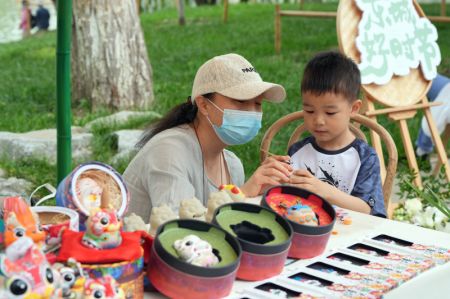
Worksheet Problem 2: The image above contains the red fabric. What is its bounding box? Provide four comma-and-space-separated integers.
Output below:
56, 230, 147, 264
140, 231, 154, 264
46, 253, 58, 264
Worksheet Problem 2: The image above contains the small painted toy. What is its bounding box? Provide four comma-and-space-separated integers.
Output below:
0, 237, 58, 298
83, 275, 125, 299
206, 190, 233, 222
76, 177, 103, 212
82, 208, 122, 249
286, 203, 318, 226
173, 234, 219, 267
179, 197, 207, 221
53, 258, 86, 298
219, 184, 246, 202
149, 205, 178, 236
44, 222, 67, 252
3, 196, 46, 248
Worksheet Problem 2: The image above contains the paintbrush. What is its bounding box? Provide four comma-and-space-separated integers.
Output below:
261, 149, 292, 165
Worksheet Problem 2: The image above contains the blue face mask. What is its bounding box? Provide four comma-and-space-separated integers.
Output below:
207, 100, 263, 145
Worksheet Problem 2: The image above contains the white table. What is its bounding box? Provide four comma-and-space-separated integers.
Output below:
144, 199, 450, 299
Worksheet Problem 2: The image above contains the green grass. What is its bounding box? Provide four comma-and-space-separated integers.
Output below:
0, 3, 449, 190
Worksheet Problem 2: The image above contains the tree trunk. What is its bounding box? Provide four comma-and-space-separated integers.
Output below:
178, 0, 186, 25
72, 0, 154, 110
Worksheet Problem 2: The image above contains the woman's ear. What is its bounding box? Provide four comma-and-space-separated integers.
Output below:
351, 99, 362, 115
195, 96, 209, 117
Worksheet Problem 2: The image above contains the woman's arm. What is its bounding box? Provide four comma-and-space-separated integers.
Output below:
240, 155, 293, 197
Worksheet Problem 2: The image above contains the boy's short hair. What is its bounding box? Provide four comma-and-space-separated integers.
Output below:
301, 51, 361, 101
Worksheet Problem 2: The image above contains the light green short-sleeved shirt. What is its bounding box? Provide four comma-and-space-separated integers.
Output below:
123, 124, 245, 222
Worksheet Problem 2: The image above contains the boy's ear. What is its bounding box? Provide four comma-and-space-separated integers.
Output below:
350, 99, 362, 115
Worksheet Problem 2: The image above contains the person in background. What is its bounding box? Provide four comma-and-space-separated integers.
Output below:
415, 74, 450, 158
19, 0, 32, 38
36, 2, 50, 32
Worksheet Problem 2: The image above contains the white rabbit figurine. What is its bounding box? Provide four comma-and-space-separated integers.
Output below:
173, 235, 219, 267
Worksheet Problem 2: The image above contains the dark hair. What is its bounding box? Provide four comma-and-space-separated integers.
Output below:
301, 51, 361, 101
137, 93, 214, 148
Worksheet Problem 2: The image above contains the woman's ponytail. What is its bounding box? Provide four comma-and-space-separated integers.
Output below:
137, 98, 198, 148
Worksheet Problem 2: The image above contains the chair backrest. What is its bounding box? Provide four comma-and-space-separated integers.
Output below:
260, 111, 398, 216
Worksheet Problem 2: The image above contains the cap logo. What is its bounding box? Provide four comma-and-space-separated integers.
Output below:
241, 67, 257, 73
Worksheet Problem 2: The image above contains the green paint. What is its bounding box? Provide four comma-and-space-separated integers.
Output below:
215, 209, 289, 245
158, 224, 237, 267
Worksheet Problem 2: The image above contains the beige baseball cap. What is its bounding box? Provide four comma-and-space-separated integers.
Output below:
191, 53, 286, 103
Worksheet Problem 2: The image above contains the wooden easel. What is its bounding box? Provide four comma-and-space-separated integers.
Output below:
337, 0, 450, 188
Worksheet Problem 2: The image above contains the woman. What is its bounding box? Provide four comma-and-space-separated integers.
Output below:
124, 53, 292, 221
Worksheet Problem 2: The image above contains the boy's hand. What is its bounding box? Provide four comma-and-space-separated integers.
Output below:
241, 156, 293, 197
290, 170, 371, 214
289, 169, 334, 199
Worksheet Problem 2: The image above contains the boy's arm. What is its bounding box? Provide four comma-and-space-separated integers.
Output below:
350, 148, 386, 217
289, 169, 371, 214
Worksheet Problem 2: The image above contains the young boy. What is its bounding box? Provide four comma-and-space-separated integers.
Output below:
288, 51, 386, 217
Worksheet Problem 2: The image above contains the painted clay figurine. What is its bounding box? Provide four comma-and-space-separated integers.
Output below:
219, 184, 246, 202
206, 190, 233, 222
83, 275, 125, 299
179, 197, 207, 221
82, 208, 122, 249
0, 237, 58, 299
173, 234, 219, 267
3, 196, 46, 248
286, 204, 318, 226
149, 205, 178, 236
53, 258, 86, 298
76, 177, 103, 212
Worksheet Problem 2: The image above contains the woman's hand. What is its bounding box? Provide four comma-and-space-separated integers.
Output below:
240, 155, 292, 197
